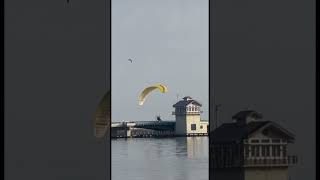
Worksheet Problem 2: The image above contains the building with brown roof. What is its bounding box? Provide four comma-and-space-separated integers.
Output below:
210, 110, 297, 180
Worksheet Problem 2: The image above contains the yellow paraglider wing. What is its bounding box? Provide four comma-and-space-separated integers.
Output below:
94, 90, 111, 140
138, 84, 168, 105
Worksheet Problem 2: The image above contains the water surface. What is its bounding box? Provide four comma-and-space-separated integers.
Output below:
112, 137, 208, 180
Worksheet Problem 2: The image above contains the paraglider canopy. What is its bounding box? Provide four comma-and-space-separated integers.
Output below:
138, 83, 168, 106
94, 91, 111, 140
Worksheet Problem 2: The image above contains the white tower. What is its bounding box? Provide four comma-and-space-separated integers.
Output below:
172, 96, 207, 136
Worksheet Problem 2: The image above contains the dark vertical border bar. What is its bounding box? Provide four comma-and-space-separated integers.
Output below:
3, 0, 6, 179
209, 0, 214, 179
208, 0, 211, 179
313, 0, 319, 178
109, 0, 112, 179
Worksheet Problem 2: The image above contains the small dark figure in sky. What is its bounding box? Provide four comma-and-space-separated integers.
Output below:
156, 116, 162, 122
128, 58, 133, 63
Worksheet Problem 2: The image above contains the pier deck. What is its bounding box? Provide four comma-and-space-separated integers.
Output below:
111, 121, 208, 138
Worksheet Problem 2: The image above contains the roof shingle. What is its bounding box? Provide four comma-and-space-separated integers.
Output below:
173, 99, 202, 107
210, 121, 270, 143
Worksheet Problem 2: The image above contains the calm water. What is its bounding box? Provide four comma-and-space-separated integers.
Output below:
112, 137, 208, 180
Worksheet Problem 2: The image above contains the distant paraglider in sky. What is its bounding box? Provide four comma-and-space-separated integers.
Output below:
138, 84, 168, 106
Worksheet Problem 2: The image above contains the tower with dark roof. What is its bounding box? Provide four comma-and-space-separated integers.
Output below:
172, 96, 208, 135
210, 110, 297, 180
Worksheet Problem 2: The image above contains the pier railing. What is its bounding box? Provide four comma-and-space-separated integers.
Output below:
243, 156, 298, 167
172, 111, 201, 115
211, 156, 298, 169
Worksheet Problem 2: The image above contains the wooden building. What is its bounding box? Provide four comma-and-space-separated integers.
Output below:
210, 110, 297, 180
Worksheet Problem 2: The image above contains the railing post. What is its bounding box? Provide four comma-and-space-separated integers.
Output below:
259, 145, 262, 158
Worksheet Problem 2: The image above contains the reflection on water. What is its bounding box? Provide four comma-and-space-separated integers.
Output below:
112, 137, 208, 180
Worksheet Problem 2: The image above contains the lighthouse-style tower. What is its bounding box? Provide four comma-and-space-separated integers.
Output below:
173, 96, 208, 136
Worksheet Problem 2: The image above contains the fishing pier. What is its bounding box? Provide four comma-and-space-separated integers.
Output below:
111, 120, 208, 138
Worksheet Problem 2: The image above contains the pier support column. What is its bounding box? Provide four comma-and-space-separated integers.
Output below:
126, 127, 132, 137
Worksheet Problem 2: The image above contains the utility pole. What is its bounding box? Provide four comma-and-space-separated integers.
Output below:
214, 104, 222, 129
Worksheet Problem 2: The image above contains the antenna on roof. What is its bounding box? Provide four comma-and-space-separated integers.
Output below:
176, 93, 179, 101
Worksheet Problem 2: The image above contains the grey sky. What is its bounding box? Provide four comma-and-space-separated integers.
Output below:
112, 0, 208, 122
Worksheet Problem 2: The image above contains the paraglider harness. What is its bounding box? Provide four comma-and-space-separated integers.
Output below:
156, 115, 162, 122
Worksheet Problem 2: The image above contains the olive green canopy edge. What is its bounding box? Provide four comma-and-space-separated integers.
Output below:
94, 90, 111, 139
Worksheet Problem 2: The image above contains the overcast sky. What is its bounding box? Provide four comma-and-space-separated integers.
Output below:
112, 0, 208, 122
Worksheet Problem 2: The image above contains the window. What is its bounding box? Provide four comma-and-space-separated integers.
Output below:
272, 139, 281, 143
251, 146, 255, 156
251, 139, 259, 143
272, 145, 276, 156
191, 124, 196, 130
262, 145, 270, 156
200, 125, 203, 129
251, 145, 260, 157
276, 146, 281, 157
255, 146, 260, 157
272, 145, 280, 157
244, 145, 249, 157
282, 145, 287, 157
266, 146, 270, 156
